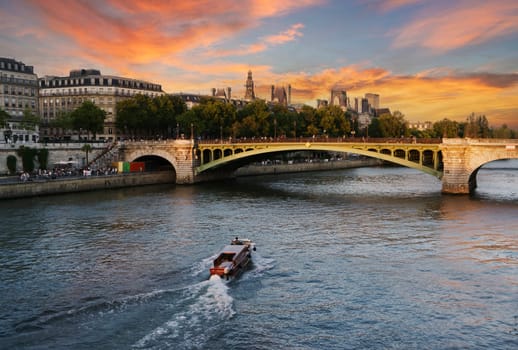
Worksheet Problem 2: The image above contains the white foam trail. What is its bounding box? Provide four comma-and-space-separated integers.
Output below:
133, 276, 234, 349
189, 254, 217, 277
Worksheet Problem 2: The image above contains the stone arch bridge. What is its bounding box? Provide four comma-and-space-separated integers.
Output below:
118, 138, 518, 194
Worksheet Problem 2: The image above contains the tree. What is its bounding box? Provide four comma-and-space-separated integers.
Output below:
16, 146, 37, 173
20, 109, 41, 131
269, 104, 298, 138
37, 148, 49, 170
299, 105, 319, 137
317, 105, 350, 137
492, 124, 515, 139
180, 98, 237, 139
6, 155, 17, 175
378, 111, 408, 137
463, 113, 490, 138
81, 144, 92, 166
71, 101, 106, 139
235, 99, 271, 138
0, 108, 9, 128
50, 111, 74, 131
116, 94, 150, 138
368, 117, 382, 137
151, 95, 187, 138
433, 118, 459, 138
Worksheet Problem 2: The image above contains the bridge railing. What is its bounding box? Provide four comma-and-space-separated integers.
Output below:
442, 138, 518, 145
196, 137, 442, 145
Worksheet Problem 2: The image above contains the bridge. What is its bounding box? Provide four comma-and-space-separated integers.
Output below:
118, 138, 518, 194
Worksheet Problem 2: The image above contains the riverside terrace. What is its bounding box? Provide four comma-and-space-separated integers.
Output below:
118, 137, 518, 194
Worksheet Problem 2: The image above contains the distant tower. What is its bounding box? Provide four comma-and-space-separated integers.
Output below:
330, 89, 347, 110
365, 93, 380, 109
244, 70, 255, 100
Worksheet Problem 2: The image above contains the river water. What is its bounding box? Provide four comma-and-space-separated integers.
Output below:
0, 161, 517, 349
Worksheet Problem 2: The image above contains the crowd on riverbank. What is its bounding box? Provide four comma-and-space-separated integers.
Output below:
7, 166, 120, 184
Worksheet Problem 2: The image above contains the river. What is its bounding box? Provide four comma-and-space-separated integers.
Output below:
0, 160, 517, 349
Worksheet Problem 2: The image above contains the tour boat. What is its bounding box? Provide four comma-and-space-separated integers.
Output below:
210, 238, 256, 279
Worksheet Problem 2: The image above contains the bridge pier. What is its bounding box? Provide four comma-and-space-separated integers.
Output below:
440, 138, 518, 194
440, 143, 472, 194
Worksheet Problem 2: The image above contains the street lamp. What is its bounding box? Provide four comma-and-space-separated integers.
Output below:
220, 125, 223, 144
190, 123, 193, 140
176, 123, 179, 139
274, 118, 277, 140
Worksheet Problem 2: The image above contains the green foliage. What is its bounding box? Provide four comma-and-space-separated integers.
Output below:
6, 155, 17, 175
235, 99, 272, 138
368, 117, 382, 137
20, 109, 41, 131
50, 111, 74, 130
317, 105, 350, 137
0, 108, 9, 128
432, 118, 460, 138
71, 101, 106, 138
37, 148, 49, 170
462, 113, 490, 138
16, 146, 37, 173
81, 144, 92, 165
378, 111, 408, 137
116, 94, 187, 138
113, 95, 518, 141
492, 124, 516, 139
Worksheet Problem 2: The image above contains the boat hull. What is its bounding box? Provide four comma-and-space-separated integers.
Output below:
210, 240, 255, 280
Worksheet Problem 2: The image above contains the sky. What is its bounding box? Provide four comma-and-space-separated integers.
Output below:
1, 0, 517, 128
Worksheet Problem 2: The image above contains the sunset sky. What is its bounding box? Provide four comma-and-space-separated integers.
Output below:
1, 0, 517, 127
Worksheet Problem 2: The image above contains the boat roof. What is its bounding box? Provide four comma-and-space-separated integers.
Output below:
221, 245, 248, 254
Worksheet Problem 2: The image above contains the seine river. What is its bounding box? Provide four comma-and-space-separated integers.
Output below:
1, 161, 517, 349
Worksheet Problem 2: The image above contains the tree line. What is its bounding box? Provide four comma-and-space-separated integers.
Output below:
115, 95, 516, 140
2, 96, 516, 140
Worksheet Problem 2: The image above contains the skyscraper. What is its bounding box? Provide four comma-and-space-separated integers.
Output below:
365, 93, 380, 110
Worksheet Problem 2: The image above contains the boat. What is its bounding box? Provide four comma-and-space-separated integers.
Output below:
210, 238, 256, 280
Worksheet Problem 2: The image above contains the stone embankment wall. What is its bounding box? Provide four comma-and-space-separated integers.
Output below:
0, 172, 174, 199
235, 159, 381, 177
0, 143, 109, 175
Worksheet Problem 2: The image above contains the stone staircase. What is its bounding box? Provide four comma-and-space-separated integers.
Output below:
88, 142, 120, 170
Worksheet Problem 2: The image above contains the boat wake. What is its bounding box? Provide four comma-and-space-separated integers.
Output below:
133, 276, 234, 349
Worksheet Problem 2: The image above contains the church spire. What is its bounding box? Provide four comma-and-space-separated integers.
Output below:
244, 70, 255, 100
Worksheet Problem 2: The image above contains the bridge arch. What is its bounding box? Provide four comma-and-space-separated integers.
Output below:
196, 143, 443, 178
122, 148, 178, 177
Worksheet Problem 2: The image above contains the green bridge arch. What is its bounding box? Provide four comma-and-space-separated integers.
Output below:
195, 141, 443, 178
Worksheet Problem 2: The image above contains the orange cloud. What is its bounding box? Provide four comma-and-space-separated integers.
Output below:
205, 23, 304, 58
250, 66, 518, 128
263, 23, 304, 45
392, 2, 518, 51
365, 0, 424, 12
24, 0, 320, 71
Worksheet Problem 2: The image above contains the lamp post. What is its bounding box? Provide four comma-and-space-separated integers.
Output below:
190, 123, 193, 140
220, 125, 223, 144
294, 120, 297, 139
274, 118, 277, 140
176, 123, 179, 139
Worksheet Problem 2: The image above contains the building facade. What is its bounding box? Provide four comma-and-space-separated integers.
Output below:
0, 58, 39, 144
38, 69, 164, 141
365, 93, 380, 110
